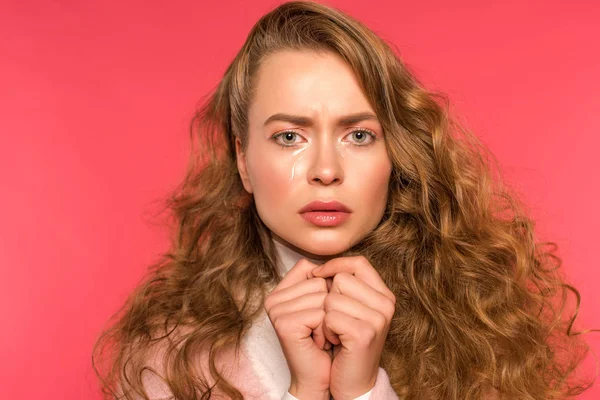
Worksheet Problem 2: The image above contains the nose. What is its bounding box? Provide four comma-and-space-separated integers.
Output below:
306, 139, 344, 185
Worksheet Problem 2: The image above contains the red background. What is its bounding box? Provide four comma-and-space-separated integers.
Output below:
1, 0, 598, 398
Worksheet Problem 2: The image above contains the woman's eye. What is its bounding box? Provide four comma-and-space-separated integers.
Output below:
272, 129, 376, 148
350, 130, 372, 144
280, 131, 299, 145
346, 129, 376, 146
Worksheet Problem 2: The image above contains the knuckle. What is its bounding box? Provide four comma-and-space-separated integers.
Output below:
317, 308, 326, 319
319, 291, 328, 304
264, 291, 281, 310
313, 277, 327, 292
385, 288, 396, 304
264, 296, 273, 311
332, 272, 347, 285
386, 299, 396, 318
374, 312, 387, 331
267, 303, 281, 320
357, 255, 370, 266
323, 293, 335, 310
271, 315, 281, 330
357, 325, 377, 346
297, 258, 315, 270
338, 271, 351, 280
272, 314, 288, 333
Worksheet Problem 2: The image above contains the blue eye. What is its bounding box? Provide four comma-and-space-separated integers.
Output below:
271, 128, 377, 148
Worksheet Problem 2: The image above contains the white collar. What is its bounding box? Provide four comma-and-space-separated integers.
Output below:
273, 238, 327, 275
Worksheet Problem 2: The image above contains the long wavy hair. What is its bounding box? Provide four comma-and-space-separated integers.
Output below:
92, 1, 598, 399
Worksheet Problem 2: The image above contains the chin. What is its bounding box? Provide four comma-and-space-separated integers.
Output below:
293, 236, 355, 258
267, 219, 361, 258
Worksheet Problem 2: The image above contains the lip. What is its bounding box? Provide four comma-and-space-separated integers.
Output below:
298, 200, 352, 213
300, 211, 350, 227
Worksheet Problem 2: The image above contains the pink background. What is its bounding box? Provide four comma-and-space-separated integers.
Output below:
1, 0, 598, 398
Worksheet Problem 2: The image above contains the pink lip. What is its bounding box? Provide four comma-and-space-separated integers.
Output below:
298, 200, 352, 213
300, 211, 350, 227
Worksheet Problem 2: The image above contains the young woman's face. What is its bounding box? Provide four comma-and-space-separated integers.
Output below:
236, 50, 392, 258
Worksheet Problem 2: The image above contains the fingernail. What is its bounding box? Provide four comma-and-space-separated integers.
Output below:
324, 341, 331, 350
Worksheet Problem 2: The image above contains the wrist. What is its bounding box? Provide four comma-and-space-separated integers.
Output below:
289, 384, 330, 400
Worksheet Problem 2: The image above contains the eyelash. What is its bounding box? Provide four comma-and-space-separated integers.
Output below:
271, 128, 378, 149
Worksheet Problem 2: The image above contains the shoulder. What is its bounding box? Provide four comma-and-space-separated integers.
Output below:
125, 326, 266, 399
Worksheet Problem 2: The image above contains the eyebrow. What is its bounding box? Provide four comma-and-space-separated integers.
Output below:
263, 112, 379, 127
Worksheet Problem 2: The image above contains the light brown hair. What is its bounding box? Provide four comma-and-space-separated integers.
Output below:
92, 1, 598, 398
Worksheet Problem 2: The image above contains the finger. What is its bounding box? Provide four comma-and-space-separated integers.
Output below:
323, 309, 376, 349
312, 320, 331, 350
329, 273, 395, 321
312, 256, 395, 302
324, 292, 389, 335
323, 322, 340, 346
268, 292, 328, 321
272, 308, 326, 343
271, 258, 320, 294
268, 291, 328, 349
265, 277, 328, 312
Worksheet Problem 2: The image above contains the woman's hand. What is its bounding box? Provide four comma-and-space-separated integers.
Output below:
264, 258, 333, 400
311, 256, 396, 400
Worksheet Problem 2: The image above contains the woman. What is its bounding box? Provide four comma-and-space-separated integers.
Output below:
92, 1, 597, 399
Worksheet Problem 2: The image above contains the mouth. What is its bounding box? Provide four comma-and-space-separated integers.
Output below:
298, 200, 352, 214
299, 210, 351, 227
298, 200, 352, 227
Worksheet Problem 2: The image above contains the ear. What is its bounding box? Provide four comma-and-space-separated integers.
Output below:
235, 137, 253, 194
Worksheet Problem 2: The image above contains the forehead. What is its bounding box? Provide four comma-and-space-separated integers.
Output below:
248, 50, 375, 123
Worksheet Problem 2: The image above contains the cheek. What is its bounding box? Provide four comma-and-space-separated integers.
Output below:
354, 155, 392, 201
248, 152, 294, 201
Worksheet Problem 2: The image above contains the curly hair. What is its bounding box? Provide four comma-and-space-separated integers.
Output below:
92, 1, 598, 399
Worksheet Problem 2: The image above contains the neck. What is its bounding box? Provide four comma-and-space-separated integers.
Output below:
272, 235, 330, 274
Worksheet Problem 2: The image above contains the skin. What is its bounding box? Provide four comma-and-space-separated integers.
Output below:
236, 50, 396, 399
235, 49, 391, 259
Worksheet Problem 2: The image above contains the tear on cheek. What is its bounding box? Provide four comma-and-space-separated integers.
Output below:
288, 154, 306, 182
